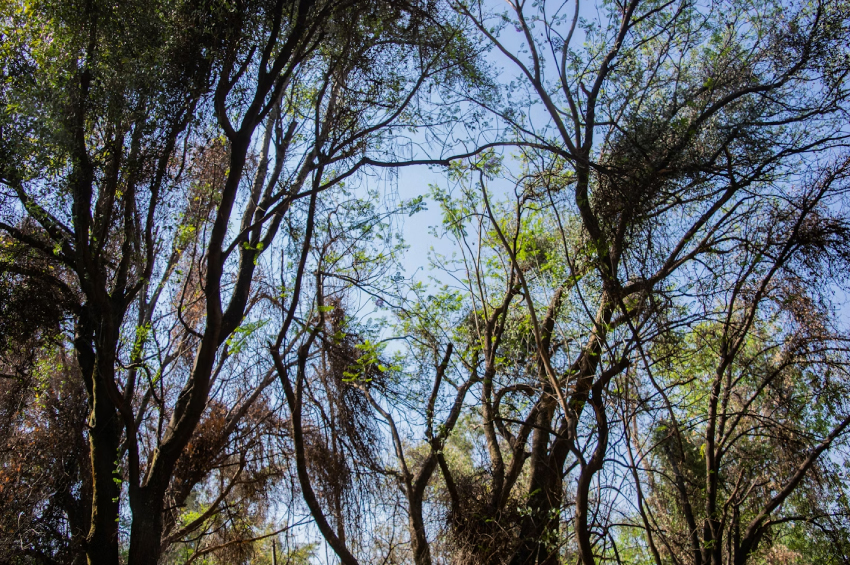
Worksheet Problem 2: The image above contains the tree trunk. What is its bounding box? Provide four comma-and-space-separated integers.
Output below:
127, 487, 166, 565
408, 494, 432, 565
85, 372, 121, 565
511, 403, 557, 565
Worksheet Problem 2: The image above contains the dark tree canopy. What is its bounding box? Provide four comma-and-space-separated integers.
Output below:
1, 0, 849, 564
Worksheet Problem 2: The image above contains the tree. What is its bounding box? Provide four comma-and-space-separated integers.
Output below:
433, 0, 850, 562
624, 158, 850, 565
2, 0, 850, 564
271, 0, 850, 563
0, 0, 481, 563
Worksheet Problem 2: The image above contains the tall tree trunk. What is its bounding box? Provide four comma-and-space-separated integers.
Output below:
511, 402, 557, 565
408, 494, 432, 565
76, 310, 121, 565
85, 370, 121, 565
575, 397, 609, 565
127, 487, 166, 565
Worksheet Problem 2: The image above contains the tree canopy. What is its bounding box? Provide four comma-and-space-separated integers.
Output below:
1, 0, 849, 564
